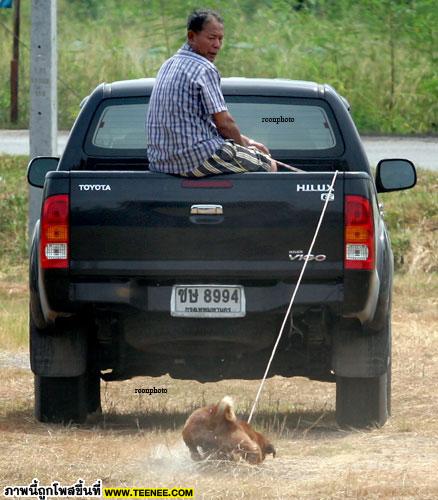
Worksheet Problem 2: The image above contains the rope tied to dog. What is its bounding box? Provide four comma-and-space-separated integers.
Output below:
247, 169, 339, 424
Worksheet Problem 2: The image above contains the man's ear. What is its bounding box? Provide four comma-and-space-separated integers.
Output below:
187, 30, 195, 43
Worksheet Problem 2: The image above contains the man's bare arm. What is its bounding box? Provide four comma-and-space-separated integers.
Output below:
213, 111, 270, 155
213, 111, 247, 145
213, 110, 276, 171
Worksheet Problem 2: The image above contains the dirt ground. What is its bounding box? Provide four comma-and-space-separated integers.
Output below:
1, 274, 437, 499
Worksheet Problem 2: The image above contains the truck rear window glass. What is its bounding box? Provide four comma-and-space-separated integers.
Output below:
227, 101, 336, 150
86, 96, 343, 157
92, 103, 148, 149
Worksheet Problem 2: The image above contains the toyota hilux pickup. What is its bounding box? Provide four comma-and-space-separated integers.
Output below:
27, 77, 416, 427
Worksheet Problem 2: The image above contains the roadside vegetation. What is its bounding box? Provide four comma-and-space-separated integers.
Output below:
0, 0, 437, 133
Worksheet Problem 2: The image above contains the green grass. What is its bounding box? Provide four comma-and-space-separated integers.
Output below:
0, 155, 28, 278
381, 169, 438, 272
0, 0, 437, 133
0, 156, 28, 350
0, 283, 27, 350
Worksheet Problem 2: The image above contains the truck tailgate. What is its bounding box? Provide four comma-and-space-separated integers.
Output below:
69, 171, 344, 279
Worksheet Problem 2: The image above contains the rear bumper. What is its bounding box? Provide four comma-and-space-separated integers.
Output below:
70, 280, 342, 314
38, 268, 382, 327
35, 262, 385, 334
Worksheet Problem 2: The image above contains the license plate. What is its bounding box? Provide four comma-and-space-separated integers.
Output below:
171, 285, 246, 318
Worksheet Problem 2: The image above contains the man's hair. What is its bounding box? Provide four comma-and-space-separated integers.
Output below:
187, 9, 223, 33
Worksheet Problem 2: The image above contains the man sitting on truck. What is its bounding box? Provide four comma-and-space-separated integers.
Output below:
146, 9, 277, 177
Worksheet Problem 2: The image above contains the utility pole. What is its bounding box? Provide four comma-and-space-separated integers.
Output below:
10, 0, 20, 123
29, 0, 57, 242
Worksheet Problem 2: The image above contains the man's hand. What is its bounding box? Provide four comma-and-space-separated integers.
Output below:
246, 139, 270, 155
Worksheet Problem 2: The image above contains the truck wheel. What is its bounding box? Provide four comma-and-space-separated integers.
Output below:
336, 370, 389, 428
35, 374, 88, 424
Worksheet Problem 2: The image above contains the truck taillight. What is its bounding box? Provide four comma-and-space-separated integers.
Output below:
40, 194, 69, 269
344, 195, 374, 270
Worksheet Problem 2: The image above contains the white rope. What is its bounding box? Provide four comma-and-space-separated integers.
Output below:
247, 170, 339, 424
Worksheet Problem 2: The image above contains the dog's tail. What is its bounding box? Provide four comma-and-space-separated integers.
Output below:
217, 396, 237, 422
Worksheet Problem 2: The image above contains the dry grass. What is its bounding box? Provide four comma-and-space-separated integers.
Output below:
1, 272, 437, 498
0, 278, 27, 351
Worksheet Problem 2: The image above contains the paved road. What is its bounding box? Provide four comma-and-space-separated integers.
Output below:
0, 130, 436, 171
361, 135, 437, 171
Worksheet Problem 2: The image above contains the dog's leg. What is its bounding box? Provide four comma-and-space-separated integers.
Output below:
189, 448, 204, 461
184, 441, 204, 461
182, 432, 204, 461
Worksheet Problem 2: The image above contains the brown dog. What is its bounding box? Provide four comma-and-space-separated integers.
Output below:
182, 396, 276, 464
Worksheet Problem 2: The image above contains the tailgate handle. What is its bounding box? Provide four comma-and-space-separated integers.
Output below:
190, 204, 223, 215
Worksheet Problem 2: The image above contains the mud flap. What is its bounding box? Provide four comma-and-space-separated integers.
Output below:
30, 319, 87, 377
332, 319, 390, 378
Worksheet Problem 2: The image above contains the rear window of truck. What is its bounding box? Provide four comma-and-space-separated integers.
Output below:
85, 96, 344, 158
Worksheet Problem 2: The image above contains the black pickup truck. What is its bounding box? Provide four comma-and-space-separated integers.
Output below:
28, 78, 416, 427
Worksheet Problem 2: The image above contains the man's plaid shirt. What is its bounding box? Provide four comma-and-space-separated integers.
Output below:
146, 43, 228, 174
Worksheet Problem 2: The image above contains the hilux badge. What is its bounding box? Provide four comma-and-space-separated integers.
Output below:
296, 184, 331, 192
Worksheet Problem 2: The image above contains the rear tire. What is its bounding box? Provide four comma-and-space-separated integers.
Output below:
336, 371, 389, 428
